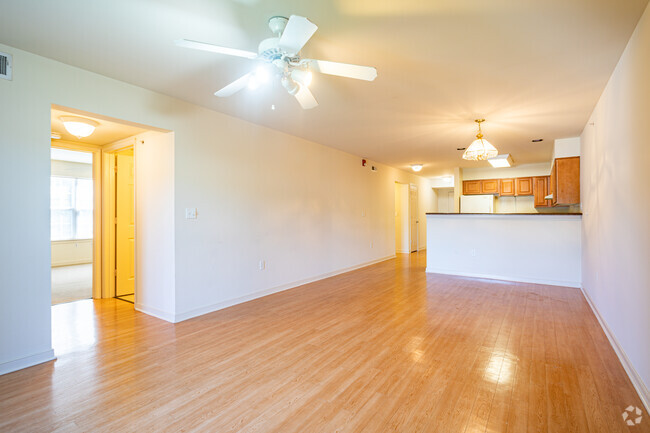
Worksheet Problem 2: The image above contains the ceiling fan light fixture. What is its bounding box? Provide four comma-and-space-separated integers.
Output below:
291, 69, 312, 87
462, 119, 498, 161
60, 116, 99, 139
281, 76, 299, 95
411, 164, 423, 172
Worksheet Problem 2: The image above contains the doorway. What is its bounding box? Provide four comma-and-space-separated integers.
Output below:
50, 146, 100, 304
113, 147, 135, 303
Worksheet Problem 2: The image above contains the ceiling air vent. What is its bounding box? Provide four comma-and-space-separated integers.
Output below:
0, 52, 12, 81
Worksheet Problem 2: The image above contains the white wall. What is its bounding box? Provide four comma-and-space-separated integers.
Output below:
461, 162, 551, 181
426, 214, 582, 287
134, 131, 176, 321
580, 2, 650, 408
394, 183, 409, 253
436, 188, 454, 213
0, 43, 434, 372
51, 240, 92, 266
552, 137, 581, 160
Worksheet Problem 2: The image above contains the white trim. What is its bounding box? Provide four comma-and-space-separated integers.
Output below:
173, 255, 396, 323
51, 259, 93, 267
580, 286, 650, 412
425, 268, 581, 288
134, 303, 176, 323
0, 349, 55, 376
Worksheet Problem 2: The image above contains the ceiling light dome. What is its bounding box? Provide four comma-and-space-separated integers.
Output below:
411, 164, 423, 172
60, 116, 99, 139
462, 119, 498, 161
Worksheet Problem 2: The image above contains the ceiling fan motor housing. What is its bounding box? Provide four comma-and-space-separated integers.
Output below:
268, 16, 289, 35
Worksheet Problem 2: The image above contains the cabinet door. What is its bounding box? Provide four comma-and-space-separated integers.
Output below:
481, 179, 499, 194
463, 180, 481, 195
533, 176, 549, 207
500, 178, 515, 196
550, 162, 557, 206
516, 177, 533, 196
555, 157, 580, 205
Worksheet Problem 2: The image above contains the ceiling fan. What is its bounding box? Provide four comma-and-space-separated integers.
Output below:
175, 15, 377, 110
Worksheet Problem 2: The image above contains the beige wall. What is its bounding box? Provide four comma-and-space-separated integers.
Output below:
581, 3, 650, 407
0, 43, 434, 372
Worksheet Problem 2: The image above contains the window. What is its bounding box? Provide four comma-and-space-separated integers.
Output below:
51, 176, 93, 241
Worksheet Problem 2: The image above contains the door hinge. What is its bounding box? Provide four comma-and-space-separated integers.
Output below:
113, 269, 118, 277
114, 217, 118, 225
114, 165, 118, 173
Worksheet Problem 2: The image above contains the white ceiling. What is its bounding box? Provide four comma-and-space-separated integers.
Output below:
3, 0, 648, 176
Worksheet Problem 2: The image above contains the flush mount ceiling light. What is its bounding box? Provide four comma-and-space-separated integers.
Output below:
462, 119, 498, 161
411, 164, 423, 172
60, 116, 99, 138
488, 154, 514, 168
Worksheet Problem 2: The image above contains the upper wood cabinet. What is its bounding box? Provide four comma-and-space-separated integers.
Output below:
551, 157, 580, 206
462, 180, 482, 195
500, 178, 515, 196
481, 179, 499, 194
533, 176, 550, 207
516, 177, 533, 196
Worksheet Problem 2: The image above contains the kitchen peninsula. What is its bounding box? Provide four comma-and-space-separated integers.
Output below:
425, 213, 581, 287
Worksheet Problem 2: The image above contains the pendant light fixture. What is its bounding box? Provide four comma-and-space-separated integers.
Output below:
462, 119, 498, 161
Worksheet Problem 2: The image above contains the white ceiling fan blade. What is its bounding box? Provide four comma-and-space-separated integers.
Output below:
294, 85, 318, 109
306, 59, 377, 81
214, 73, 252, 97
174, 39, 257, 59
278, 15, 318, 55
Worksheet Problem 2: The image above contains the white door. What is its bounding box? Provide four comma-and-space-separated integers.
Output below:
115, 150, 135, 297
409, 184, 418, 252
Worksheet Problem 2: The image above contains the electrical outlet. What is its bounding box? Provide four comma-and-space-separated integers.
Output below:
185, 208, 197, 219
470, 248, 477, 257
370, 241, 374, 248
259, 260, 265, 270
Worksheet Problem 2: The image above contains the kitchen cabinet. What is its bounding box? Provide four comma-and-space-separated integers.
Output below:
516, 177, 533, 196
533, 176, 550, 207
481, 179, 499, 194
551, 157, 580, 206
500, 179, 515, 196
462, 180, 481, 195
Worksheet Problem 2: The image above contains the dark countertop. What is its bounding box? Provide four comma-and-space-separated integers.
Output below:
426, 212, 582, 216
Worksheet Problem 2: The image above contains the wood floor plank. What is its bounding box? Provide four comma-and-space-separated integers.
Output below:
0, 252, 647, 433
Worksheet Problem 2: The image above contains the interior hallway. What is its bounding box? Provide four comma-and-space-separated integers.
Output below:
1, 253, 646, 432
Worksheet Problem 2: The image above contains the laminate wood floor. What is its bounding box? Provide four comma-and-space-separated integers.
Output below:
1, 252, 647, 432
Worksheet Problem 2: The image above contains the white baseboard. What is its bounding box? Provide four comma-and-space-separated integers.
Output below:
425, 268, 581, 288
174, 255, 396, 323
0, 349, 56, 376
52, 259, 93, 267
134, 303, 176, 323
580, 286, 650, 412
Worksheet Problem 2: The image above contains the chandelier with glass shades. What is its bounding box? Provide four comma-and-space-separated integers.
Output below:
462, 119, 498, 161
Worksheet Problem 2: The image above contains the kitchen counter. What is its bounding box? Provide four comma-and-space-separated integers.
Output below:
426, 213, 581, 287
426, 212, 582, 216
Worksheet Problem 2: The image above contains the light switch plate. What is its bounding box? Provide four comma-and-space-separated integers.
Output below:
185, 208, 197, 219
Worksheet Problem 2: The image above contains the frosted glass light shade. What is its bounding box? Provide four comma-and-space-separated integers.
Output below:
60, 116, 98, 138
462, 138, 498, 161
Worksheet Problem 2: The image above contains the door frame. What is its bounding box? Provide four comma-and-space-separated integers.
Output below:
101, 138, 136, 299
50, 140, 103, 299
